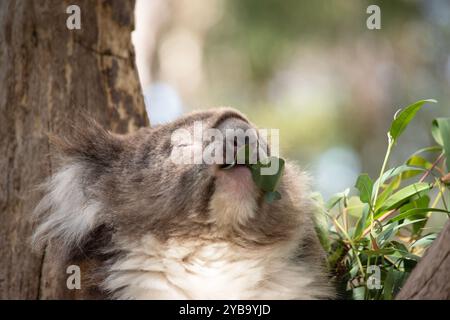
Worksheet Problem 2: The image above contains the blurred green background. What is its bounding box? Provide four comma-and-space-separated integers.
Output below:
133, 0, 450, 199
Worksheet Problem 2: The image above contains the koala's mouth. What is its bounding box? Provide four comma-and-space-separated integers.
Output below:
220, 161, 244, 170
217, 144, 285, 203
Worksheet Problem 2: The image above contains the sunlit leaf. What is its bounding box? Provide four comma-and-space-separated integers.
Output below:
403, 156, 432, 179
372, 165, 425, 200
378, 182, 432, 212
389, 99, 436, 143
410, 234, 438, 248
390, 207, 449, 223
326, 188, 350, 210
392, 218, 427, 232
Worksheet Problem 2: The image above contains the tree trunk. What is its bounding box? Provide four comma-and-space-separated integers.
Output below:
0, 0, 147, 299
396, 221, 450, 299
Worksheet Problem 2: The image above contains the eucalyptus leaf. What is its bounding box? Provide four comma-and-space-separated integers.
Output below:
249, 156, 285, 192
390, 207, 449, 223
326, 188, 350, 210
360, 248, 395, 256
389, 99, 436, 143
376, 221, 397, 246
233, 144, 286, 202
392, 218, 427, 232
383, 268, 407, 300
264, 191, 281, 203
410, 234, 438, 248
411, 145, 443, 156
371, 165, 425, 201
375, 176, 401, 210
404, 156, 432, 179
355, 174, 373, 204
432, 118, 450, 172
352, 287, 366, 300
354, 203, 370, 239
378, 182, 432, 212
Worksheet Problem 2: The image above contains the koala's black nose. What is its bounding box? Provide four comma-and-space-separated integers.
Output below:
214, 113, 268, 165
215, 117, 253, 134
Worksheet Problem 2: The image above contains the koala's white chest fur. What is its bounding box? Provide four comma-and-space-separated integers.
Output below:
103, 236, 327, 299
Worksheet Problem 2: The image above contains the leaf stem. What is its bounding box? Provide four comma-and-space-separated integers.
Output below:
333, 218, 365, 277
419, 152, 444, 183
371, 138, 394, 233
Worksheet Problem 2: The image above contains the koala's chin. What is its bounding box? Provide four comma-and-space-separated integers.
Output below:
32, 108, 335, 300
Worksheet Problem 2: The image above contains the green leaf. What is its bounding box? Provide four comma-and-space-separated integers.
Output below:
352, 286, 366, 300
355, 174, 373, 204
354, 204, 370, 239
390, 241, 409, 253
360, 248, 395, 256
312, 206, 331, 253
376, 222, 397, 246
372, 165, 425, 200
397, 196, 430, 234
392, 218, 427, 232
432, 119, 444, 146
234, 145, 286, 202
326, 188, 350, 210
403, 156, 432, 179
378, 182, 432, 212
410, 234, 438, 248
389, 99, 436, 143
411, 145, 443, 156
402, 258, 418, 273
375, 176, 401, 210
432, 118, 450, 172
390, 207, 449, 223
327, 240, 347, 270
383, 268, 408, 300
249, 156, 285, 192
264, 191, 281, 203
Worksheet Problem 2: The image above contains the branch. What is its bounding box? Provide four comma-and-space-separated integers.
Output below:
396, 220, 450, 299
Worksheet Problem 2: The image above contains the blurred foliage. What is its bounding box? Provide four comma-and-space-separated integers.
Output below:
208, 0, 421, 82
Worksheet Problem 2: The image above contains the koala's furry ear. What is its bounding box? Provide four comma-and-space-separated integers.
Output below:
32, 117, 123, 255
49, 116, 125, 166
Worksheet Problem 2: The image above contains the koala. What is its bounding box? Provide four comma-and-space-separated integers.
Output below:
32, 107, 334, 299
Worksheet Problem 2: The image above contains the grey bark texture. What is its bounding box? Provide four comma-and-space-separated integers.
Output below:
396, 220, 450, 299
0, 0, 147, 299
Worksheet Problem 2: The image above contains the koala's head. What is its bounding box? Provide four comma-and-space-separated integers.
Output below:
33, 108, 316, 261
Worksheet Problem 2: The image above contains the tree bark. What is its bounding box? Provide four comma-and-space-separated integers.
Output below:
0, 0, 147, 299
396, 221, 450, 299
